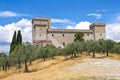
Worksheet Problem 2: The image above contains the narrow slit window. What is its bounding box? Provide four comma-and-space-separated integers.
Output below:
63, 42, 65, 46
63, 34, 64, 37
52, 34, 54, 36
87, 33, 89, 36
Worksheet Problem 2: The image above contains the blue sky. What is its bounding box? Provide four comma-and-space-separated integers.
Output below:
0, 0, 120, 53
0, 0, 119, 25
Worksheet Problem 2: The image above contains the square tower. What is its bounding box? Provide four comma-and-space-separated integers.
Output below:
32, 18, 51, 46
90, 23, 106, 40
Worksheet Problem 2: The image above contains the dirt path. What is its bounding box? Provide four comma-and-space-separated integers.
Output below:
69, 58, 120, 79
2, 57, 120, 80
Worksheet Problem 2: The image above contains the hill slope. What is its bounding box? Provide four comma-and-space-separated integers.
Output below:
1, 56, 120, 80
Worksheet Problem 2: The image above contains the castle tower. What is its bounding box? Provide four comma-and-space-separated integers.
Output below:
32, 18, 106, 47
32, 18, 51, 46
90, 23, 106, 40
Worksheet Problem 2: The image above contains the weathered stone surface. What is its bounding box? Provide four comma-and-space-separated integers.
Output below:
32, 18, 106, 47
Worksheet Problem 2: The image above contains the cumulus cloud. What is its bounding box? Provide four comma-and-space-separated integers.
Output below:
0, 11, 29, 17
106, 23, 120, 42
66, 20, 120, 42
105, 15, 120, 42
66, 21, 91, 29
0, 18, 32, 53
87, 13, 102, 19
51, 18, 75, 25
1, 17, 120, 53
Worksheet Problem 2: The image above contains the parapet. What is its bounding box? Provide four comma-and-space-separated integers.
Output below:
32, 18, 51, 28
90, 23, 106, 27
90, 23, 106, 30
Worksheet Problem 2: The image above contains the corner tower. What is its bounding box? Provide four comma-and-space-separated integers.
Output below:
32, 18, 51, 46
90, 23, 106, 40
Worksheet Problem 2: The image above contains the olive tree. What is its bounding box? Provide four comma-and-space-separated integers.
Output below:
0, 53, 9, 71
74, 32, 84, 42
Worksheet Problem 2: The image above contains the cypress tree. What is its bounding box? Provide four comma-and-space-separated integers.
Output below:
17, 30, 22, 45
9, 30, 22, 54
10, 31, 17, 53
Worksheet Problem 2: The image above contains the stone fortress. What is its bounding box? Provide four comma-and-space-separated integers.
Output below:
32, 18, 106, 48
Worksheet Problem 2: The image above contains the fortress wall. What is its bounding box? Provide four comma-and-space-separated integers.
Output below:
48, 32, 75, 47
83, 32, 94, 41
32, 18, 106, 47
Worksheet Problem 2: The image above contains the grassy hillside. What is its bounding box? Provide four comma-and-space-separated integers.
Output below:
1, 54, 120, 80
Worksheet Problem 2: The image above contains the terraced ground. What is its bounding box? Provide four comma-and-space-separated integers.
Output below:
1, 55, 120, 80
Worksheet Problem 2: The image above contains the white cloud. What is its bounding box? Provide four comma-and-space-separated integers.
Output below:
66, 21, 91, 29
51, 18, 70, 23
66, 20, 120, 42
115, 15, 120, 21
0, 11, 17, 17
1, 17, 120, 53
0, 45, 10, 53
0, 18, 32, 53
0, 11, 28, 17
51, 26, 58, 29
106, 23, 120, 42
66, 25, 74, 29
87, 13, 102, 19
51, 18, 75, 25
106, 15, 120, 42
96, 9, 107, 12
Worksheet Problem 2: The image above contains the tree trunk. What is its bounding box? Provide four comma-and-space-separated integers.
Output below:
2, 66, 4, 70
24, 59, 28, 72
87, 51, 90, 56
18, 61, 21, 69
74, 53, 77, 58
7, 65, 10, 70
4, 66, 7, 72
80, 50, 83, 54
7, 61, 10, 70
93, 51, 95, 58
29, 60, 32, 65
103, 50, 105, 54
106, 50, 109, 56
51, 54, 54, 59
71, 54, 73, 58
43, 56, 46, 61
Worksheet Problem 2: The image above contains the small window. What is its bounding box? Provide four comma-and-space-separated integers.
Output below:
63, 42, 65, 46
87, 33, 89, 36
63, 34, 64, 37
52, 34, 54, 36
100, 33, 102, 36
39, 34, 41, 36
